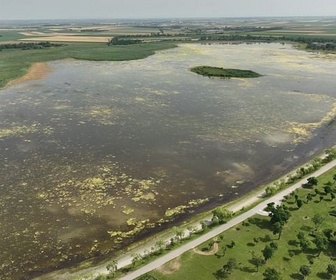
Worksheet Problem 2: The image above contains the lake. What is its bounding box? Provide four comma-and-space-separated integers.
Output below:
1, 43, 336, 279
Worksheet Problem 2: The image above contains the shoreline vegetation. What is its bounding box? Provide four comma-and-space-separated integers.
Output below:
190, 66, 262, 79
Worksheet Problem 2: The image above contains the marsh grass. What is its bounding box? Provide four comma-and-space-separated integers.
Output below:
0, 42, 176, 88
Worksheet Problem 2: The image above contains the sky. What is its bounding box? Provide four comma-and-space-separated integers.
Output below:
0, 0, 336, 20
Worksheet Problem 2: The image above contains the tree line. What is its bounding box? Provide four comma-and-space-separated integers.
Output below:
199, 34, 336, 51
0, 41, 64, 51
108, 36, 142, 46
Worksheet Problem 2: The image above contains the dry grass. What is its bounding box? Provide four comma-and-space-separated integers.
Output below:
156, 257, 181, 275
193, 242, 219, 256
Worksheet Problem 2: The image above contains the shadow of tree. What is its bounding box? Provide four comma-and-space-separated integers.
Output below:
290, 273, 302, 279
260, 234, 271, 243
247, 217, 272, 230
288, 239, 299, 246
288, 249, 302, 257
300, 225, 312, 232
240, 266, 255, 273
283, 256, 291, 262
316, 272, 330, 279
288, 206, 299, 211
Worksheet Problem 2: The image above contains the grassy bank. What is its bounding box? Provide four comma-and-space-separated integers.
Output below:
0, 42, 176, 88
190, 66, 262, 79
149, 167, 336, 280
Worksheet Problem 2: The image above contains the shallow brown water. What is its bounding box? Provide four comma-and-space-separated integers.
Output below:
1, 43, 336, 279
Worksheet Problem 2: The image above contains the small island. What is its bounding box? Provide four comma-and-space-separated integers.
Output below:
190, 66, 262, 79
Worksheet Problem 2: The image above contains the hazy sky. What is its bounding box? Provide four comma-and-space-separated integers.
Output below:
1, 0, 336, 20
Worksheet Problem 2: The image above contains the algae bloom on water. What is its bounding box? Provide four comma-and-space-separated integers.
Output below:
190, 66, 262, 79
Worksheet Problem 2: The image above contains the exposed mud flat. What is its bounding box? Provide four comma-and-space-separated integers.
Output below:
1, 43, 336, 279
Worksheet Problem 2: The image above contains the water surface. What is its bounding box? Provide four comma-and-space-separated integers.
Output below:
1, 43, 336, 278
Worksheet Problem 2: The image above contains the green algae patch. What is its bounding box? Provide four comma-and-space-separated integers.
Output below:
190, 66, 262, 79
164, 198, 209, 218
0, 123, 53, 138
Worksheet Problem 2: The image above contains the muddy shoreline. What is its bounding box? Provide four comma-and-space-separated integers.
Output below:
5, 62, 52, 87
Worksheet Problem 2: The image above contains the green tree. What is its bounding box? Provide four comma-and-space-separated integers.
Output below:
294, 194, 299, 202
296, 199, 303, 209
312, 214, 325, 231
200, 220, 207, 232
265, 186, 277, 197
131, 253, 141, 267
222, 258, 238, 274
299, 265, 311, 279
250, 252, 264, 272
173, 226, 185, 242
154, 239, 165, 253
306, 193, 313, 203
263, 267, 282, 280
266, 203, 291, 226
307, 177, 318, 187
327, 264, 336, 278
187, 225, 196, 237
313, 232, 329, 256
333, 173, 336, 182
262, 244, 275, 261
272, 222, 283, 240
297, 232, 311, 251
212, 207, 233, 224
323, 185, 332, 194
208, 240, 215, 250
106, 259, 118, 277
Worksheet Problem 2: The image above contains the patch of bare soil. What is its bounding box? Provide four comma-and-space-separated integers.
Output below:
6, 62, 52, 87
156, 257, 181, 275
193, 242, 219, 255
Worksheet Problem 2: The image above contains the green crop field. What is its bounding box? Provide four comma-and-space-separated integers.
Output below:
0, 31, 25, 42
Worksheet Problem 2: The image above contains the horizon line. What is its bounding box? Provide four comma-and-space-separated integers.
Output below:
1, 15, 336, 22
